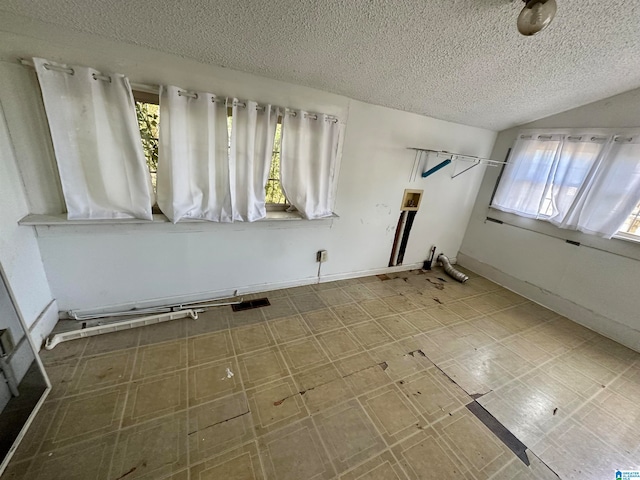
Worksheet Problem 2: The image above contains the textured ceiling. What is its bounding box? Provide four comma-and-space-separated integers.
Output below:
1, 0, 639, 130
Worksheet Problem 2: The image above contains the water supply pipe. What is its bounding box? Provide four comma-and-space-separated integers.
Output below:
437, 254, 469, 283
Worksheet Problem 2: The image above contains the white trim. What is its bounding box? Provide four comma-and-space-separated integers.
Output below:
27, 299, 58, 351
457, 253, 640, 353
61, 262, 425, 319
486, 208, 640, 262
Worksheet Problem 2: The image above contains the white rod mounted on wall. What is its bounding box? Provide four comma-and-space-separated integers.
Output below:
408, 148, 507, 179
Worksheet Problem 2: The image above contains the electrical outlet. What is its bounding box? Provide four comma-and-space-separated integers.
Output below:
316, 250, 328, 263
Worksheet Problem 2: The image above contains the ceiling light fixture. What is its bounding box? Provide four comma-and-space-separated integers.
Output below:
517, 0, 557, 36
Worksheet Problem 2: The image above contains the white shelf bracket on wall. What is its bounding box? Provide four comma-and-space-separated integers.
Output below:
408, 148, 507, 181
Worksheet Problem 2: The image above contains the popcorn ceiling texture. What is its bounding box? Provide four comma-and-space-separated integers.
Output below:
1, 0, 639, 130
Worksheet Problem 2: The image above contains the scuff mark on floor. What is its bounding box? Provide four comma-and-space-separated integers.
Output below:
187, 410, 251, 436
114, 467, 137, 479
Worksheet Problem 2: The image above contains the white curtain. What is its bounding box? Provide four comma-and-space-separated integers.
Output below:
157, 86, 231, 223
553, 137, 640, 237
230, 100, 279, 221
280, 111, 340, 219
34, 58, 153, 220
492, 134, 562, 217
493, 132, 640, 238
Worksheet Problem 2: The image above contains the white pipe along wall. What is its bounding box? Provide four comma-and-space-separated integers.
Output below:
459, 87, 640, 352
0, 13, 496, 315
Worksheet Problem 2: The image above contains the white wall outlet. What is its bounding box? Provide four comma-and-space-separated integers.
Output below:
316, 250, 328, 263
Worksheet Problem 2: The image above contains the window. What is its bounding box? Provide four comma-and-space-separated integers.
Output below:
133, 91, 159, 193
134, 91, 287, 207
618, 201, 640, 237
492, 133, 640, 239
266, 122, 288, 206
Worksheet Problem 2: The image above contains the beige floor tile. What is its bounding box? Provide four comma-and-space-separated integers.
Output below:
0, 460, 30, 480
335, 352, 392, 396
42, 385, 128, 451
83, 329, 140, 357
382, 295, 419, 314
437, 353, 514, 396
398, 368, 470, 424
267, 314, 312, 343
39, 359, 77, 401
422, 305, 464, 326
302, 308, 344, 334
375, 315, 420, 340
133, 339, 187, 379
538, 418, 634, 480
415, 328, 476, 362
188, 393, 253, 463
391, 428, 474, 479
315, 399, 386, 473
188, 357, 242, 406
591, 388, 640, 426
472, 343, 535, 377
190, 442, 264, 480
331, 303, 371, 326
365, 282, 399, 298
445, 301, 483, 320
237, 347, 289, 388
405, 292, 441, 309
341, 284, 377, 302
25, 433, 116, 480
401, 310, 444, 333
231, 323, 275, 354
139, 317, 189, 345
66, 349, 135, 396
540, 357, 604, 397
573, 401, 640, 459
280, 337, 330, 373
339, 450, 408, 480
349, 321, 394, 349
447, 322, 495, 350
186, 310, 229, 336
359, 299, 397, 319
123, 370, 187, 426
462, 292, 512, 315
8, 401, 58, 462
262, 297, 298, 321
258, 418, 335, 480
368, 344, 431, 382
318, 288, 354, 307
519, 327, 571, 356
559, 350, 619, 385
468, 315, 514, 341
501, 335, 553, 364
188, 330, 234, 366
226, 308, 266, 327
293, 363, 341, 392
247, 377, 308, 436
359, 384, 424, 445
285, 284, 315, 296
290, 292, 327, 313
609, 363, 640, 401
111, 412, 188, 480
433, 408, 516, 479
316, 328, 364, 360
301, 375, 353, 414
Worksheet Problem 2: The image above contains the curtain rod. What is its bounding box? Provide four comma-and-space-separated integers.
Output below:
19, 58, 339, 123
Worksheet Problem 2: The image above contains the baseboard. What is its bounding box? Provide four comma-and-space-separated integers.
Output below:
318, 262, 423, 283
28, 299, 58, 351
457, 253, 640, 353
63, 262, 425, 319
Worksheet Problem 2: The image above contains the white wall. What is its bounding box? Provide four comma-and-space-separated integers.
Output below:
0, 97, 57, 349
460, 87, 640, 352
0, 15, 496, 313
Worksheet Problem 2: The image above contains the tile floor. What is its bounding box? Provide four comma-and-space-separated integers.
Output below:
3, 267, 640, 479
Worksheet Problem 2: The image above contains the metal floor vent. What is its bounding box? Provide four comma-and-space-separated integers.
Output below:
231, 297, 271, 312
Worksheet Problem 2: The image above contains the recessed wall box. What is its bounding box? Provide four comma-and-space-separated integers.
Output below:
401, 189, 423, 211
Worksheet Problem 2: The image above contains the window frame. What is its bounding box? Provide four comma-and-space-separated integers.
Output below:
491, 129, 640, 241
133, 90, 290, 212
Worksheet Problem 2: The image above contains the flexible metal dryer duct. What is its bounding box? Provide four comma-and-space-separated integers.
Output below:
437, 254, 469, 283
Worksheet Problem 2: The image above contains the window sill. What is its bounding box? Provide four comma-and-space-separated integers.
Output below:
19, 211, 339, 226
